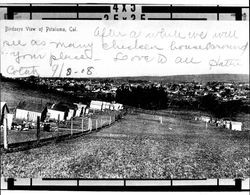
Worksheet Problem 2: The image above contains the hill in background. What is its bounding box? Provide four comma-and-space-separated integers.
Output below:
109, 74, 249, 83
1, 73, 249, 83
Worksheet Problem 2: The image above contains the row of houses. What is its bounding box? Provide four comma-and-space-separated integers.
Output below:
90, 100, 123, 111
0, 100, 123, 124
195, 116, 243, 131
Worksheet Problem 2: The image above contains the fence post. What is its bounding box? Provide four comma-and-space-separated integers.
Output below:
159, 116, 163, 124
71, 117, 73, 136
96, 119, 98, 130
109, 116, 112, 125
27, 112, 30, 122
88, 117, 92, 131
90, 118, 92, 131
81, 117, 84, 132
3, 117, 8, 150
101, 117, 102, 127
57, 114, 60, 138
37, 116, 40, 143
88, 118, 90, 130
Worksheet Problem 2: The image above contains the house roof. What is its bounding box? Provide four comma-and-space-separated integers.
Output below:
231, 121, 242, 125
74, 103, 87, 109
1, 102, 9, 113
90, 100, 103, 106
1, 102, 6, 109
16, 101, 47, 113
201, 116, 210, 119
49, 102, 77, 112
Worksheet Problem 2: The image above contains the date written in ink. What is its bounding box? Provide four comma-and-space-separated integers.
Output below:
50, 54, 94, 77
50, 63, 94, 77
65, 67, 94, 76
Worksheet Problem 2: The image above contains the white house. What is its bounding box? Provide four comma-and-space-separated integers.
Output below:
15, 101, 47, 122
47, 109, 65, 121
230, 121, 243, 131
66, 109, 75, 120
200, 116, 211, 123
48, 102, 78, 121
85, 108, 89, 115
109, 104, 115, 110
102, 102, 111, 110
90, 100, 103, 111
47, 103, 68, 121
74, 103, 87, 117
6, 113, 14, 130
113, 103, 123, 111
224, 120, 231, 129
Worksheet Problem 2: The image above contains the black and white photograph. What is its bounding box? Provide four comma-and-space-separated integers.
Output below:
0, 0, 249, 192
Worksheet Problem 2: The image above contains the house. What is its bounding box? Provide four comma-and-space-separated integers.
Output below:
109, 103, 115, 110
85, 108, 89, 115
90, 100, 103, 111
216, 120, 224, 127
65, 103, 77, 120
113, 103, 123, 111
47, 102, 77, 121
6, 113, 14, 130
15, 101, 47, 122
200, 116, 211, 123
230, 121, 242, 131
224, 120, 231, 129
194, 116, 199, 121
102, 102, 111, 110
47, 102, 69, 121
0, 102, 10, 125
74, 103, 87, 117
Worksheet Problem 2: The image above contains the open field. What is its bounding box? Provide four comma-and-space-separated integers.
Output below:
1, 111, 249, 179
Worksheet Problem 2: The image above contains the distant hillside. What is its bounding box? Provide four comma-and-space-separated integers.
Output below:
110, 74, 249, 83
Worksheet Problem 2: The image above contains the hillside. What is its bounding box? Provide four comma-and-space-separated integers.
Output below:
109, 74, 249, 83
1, 73, 249, 83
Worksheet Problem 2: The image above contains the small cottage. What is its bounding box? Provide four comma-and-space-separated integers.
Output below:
47, 102, 77, 121
90, 100, 103, 111
230, 121, 243, 131
47, 102, 68, 121
74, 103, 87, 117
109, 104, 115, 111
224, 120, 231, 129
200, 116, 211, 123
102, 102, 111, 110
113, 103, 123, 111
66, 103, 78, 120
15, 101, 47, 122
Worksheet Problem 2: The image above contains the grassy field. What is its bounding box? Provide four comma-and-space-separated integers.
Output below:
1, 110, 249, 179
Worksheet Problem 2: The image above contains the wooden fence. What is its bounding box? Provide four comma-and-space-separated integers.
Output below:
1, 110, 125, 151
